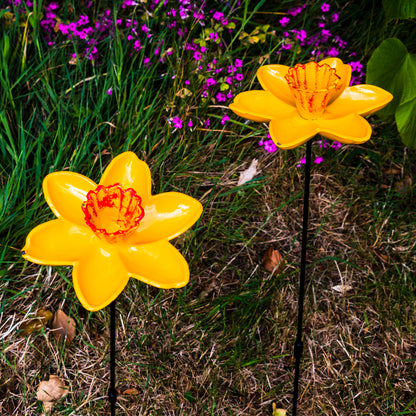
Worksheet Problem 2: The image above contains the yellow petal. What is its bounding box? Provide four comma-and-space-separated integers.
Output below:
256, 65, 295, 105
229, 90, 296, 122
22, 219, 94, 265
269, 116, 319, 149
120, 240, 189, 289
43, 172, 96, 226
319, 57, 352, 103
127, 192, 203, 244
100, 152, 152, 200
316, 113, 372, 144
325, 85, 393, 118
73, 245, 129, 311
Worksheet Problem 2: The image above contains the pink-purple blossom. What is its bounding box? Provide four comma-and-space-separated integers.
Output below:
321, 3, 330, 12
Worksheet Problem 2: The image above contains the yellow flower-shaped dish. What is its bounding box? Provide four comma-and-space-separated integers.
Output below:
22, 152, 203, 311
229, 57, 393, 149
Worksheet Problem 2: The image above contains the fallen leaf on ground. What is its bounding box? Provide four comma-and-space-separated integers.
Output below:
52, 310, 76, 346
122, 388, 140, 395
272, 403, 287, 416
238, 159, 259, 186
176, 88, 192, 98
20, 308, 53, 336
332, 284, 353, 293
262, 246, 285, 274
37, 375, 69, 414
395, 175, 412, 193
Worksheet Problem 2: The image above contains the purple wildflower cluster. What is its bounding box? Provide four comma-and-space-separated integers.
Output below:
167, 56, 243, 131
6, 0, 240, 130
277, 1, 364, 86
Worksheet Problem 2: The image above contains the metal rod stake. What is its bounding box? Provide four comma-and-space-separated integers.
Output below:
108, 300, 117, 415
292, 139, 312, 416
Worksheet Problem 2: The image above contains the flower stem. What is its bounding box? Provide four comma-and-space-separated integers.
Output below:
292, 138, 312, 415
108, 300, 117, 415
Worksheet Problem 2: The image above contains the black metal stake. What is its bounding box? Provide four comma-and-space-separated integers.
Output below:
292, 139, 312, 416
108, 300, 117, 415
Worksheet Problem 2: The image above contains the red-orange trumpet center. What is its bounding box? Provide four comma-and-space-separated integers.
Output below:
82, 184, 144, 242
285, 61, 340, 120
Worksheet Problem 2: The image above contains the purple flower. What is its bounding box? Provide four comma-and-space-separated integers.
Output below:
204, 119, 210, 128
297, 157, 307, 167
235, 73, 244, 82
279, 16, 290, 27
287, 6, 302, 16
134, 40, 142, 51
209, 32, 219, 42
77, 15, 89, 26
349, 61, 363, 72
327, 47, 339, 57
321, 3, 330, 12
264, 140, 277, 153
331, 13, 339, 22
193, 51, 202, 60
171, 117, 183, 129
206, 77, 216, 87
216, 92, 226, 102
314, 156, 324, 164
122, 0, 138, 7
221, 115, 230, 125
234, 59, 243, 68
318, 139, 329, 149
188, 119, 193, 128
294, 29, 307, 43
213, 11, 224, 21
321, 29, 331, 40
106, 88, 112, 95
46, 2, 59, 10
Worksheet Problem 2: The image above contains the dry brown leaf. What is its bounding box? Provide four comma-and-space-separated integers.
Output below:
20, 308, 53, 336
176, 88, 192, 98
52, 310, 76, 346
122, 388, 140, 395
395, 175, 412, 193
262, 246, 285, 274
37, 375, 69, 414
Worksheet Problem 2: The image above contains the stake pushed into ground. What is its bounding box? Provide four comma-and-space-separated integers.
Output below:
292, 139, 312, 416
108, 300, 117, 415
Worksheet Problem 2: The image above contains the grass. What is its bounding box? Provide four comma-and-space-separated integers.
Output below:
1, 0, 416, 415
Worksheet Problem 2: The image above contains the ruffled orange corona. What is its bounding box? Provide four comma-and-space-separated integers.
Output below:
22, 152, 203, 311
229, 58, 393, 149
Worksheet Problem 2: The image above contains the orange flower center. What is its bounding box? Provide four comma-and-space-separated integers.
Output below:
285, 61, 340, 120
82, 184, 144, 242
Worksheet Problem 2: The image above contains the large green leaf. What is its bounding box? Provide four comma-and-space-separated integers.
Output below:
382, 0, 416, 19
395, 97, 416, 148
367, 38, 416, 148
366, 38, 416, 119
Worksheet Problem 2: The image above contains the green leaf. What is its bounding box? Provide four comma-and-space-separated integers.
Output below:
366, 38, 416, 119
395, 97, 416, 148
382, 0, 416, 19
1, 34, 10, 60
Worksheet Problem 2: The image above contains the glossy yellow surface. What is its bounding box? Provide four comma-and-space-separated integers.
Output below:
229, 57, 393, 149
22, 152, 203, 311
